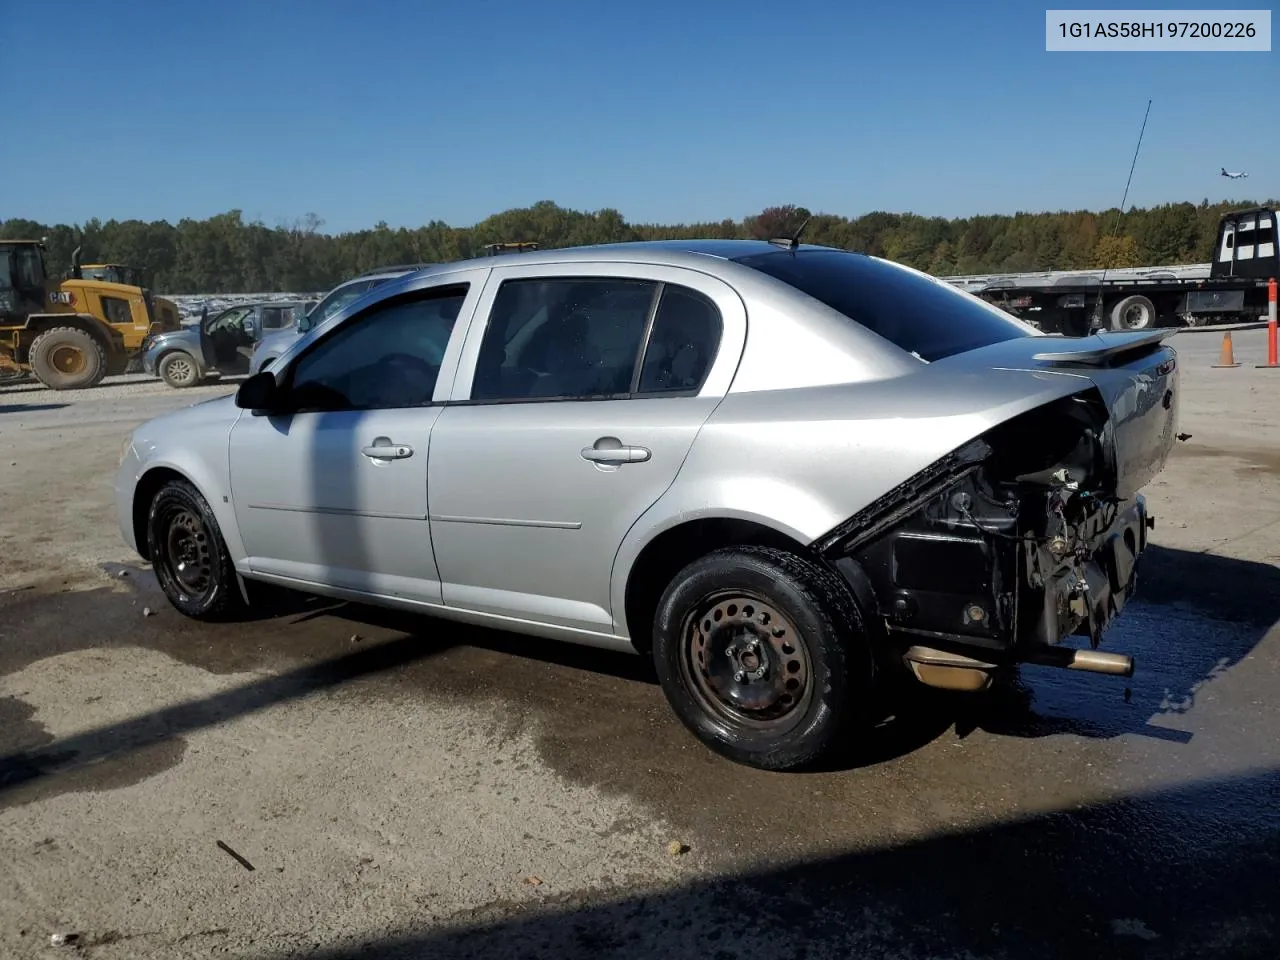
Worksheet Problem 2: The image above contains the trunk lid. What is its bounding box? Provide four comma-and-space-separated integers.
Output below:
934, 330, 1180, 498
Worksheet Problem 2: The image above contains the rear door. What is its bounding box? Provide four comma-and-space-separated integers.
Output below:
427, 262, 745, 636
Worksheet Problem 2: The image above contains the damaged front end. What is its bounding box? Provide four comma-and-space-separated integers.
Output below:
815, 388, 1155, 693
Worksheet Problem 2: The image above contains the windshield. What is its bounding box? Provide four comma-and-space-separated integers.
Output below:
733, 248, 1035, 362
299, 278, 381, 331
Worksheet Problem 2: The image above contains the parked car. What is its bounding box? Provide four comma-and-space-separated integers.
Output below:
141, 300, 312, 387
115, 239, 1179, 771
248, 267, 433, 376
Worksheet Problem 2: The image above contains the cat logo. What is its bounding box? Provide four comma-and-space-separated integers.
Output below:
49, 291, 76, 306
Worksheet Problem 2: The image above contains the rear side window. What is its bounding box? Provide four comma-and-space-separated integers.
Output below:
734, 249, 1033, 361
471, 277, 658, 401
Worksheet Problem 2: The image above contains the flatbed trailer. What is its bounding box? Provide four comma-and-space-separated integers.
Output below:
954, 207, 1277, 335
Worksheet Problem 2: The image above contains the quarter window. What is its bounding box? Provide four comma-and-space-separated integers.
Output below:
636, 286, 722, 394
286, 286, 468, 412
470, 277, 658, 401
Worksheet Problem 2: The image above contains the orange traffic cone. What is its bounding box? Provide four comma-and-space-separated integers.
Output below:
1211, 330, 1241, 368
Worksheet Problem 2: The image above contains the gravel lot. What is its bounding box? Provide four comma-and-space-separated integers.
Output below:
2, 329, 1279, 959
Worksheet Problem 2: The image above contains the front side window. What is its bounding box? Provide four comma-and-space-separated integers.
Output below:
470, 277, 658, 401
286, 286, 468, 411
101, 296, 133, 325
14, 247, 43, 289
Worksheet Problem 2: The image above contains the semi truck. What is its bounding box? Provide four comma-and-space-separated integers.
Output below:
949, 207, 1276, 335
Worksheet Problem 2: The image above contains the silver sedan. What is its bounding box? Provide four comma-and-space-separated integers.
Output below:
115, 240, 1180, 770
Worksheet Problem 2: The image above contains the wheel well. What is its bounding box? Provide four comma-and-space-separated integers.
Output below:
131, 466, 188, 561
623, 518, 813, 654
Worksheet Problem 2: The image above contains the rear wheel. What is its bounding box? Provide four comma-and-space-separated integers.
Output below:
28, 326, 107, 389
146, 477, 247, 621
1109, 294, 1157, 331
651, 545, 875, 771
159, 350, 200, 388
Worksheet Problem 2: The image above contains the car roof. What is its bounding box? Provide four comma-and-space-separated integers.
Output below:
389, 239, 854, 281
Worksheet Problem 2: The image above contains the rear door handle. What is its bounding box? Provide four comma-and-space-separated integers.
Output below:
362, 437, 414, 460
581, 437, 651, 464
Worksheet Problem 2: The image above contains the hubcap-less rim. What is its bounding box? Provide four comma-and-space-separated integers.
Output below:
166, 357, 194, 383
680, 591, 813, 730
1122, 304, 1149, 329
51, 345, 87, 375
161, 507, 213, 600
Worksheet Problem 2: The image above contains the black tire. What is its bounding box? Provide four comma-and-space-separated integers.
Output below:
146, 477, 247, 621
1109, 294, 1157, 331
651, 545, 875, 771
28, 326, 108, 389
159, 350, 200, 388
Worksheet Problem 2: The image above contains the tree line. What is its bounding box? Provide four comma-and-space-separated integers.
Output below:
2, 197, 1271, 296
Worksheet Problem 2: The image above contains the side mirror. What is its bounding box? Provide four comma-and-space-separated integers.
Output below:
235, 371, 283, 413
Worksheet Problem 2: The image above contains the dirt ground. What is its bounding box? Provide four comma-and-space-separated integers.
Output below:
2, 330, 1279, 959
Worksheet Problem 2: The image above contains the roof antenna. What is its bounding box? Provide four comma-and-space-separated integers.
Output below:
1092, 98, 1152, 335
769, 215, 812, 251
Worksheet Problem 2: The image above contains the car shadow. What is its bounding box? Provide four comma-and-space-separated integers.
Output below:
2, 541, 1273, 805
278, 541, 1280, 770
240, 767, 1280, 960
0, 402, 69, 414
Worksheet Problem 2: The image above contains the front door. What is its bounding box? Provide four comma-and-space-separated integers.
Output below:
227, 279, 481, 602
428, 267, 738, 637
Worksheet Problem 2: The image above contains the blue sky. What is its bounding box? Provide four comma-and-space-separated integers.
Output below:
4, 0, 1275, 233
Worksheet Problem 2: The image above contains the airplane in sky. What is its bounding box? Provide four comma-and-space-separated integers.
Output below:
1221, 167, 1249, 179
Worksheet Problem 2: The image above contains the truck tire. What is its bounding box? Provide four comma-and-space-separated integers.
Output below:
1109, 294, 1157, 331
28, 326, 108, 390
159, 350, 200, 388
650, 545, 876, 771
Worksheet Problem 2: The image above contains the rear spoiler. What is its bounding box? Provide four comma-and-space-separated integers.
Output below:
1031, 329, 1176, 366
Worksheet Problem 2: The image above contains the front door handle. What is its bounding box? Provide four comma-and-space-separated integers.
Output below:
362, 437, 414, 460
581, 437, 651, 464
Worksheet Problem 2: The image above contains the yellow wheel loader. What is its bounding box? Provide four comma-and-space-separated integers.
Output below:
0, 242, 180, 389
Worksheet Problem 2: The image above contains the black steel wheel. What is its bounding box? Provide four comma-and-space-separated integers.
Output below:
652, 545, 875, 771
146, 477, 246, 620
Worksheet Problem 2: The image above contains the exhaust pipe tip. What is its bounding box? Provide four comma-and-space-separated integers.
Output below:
1025, 646, 1134, 677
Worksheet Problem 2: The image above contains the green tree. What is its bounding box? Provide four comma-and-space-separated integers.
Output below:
1091, 234, 1142, 269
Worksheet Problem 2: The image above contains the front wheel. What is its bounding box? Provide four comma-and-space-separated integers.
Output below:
651, 546, 875, 771
159, 351, 200, 388
146, 477, 247, 620
28, 326, 107, 389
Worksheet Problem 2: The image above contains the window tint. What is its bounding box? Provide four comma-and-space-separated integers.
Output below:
637, 286, 721, 393
286, 287, 467, 411
734, 249, 1033, 362
261, 307, 288, 329
471, 277, 657, 401
308, 278, 380, 326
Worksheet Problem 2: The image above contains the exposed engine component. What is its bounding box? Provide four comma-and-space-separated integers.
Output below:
821, 389, 1149, 664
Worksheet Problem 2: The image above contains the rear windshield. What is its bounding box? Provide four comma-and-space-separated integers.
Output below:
733, 248, 1033, 362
